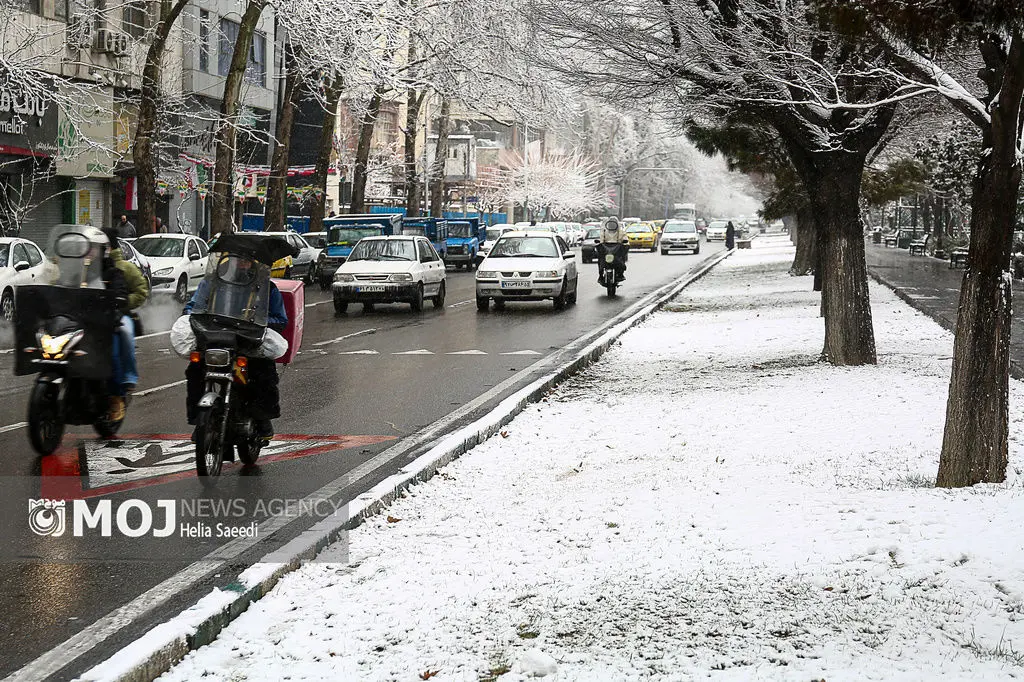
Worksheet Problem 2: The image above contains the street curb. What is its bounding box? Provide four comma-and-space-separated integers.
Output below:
866, 267, 1024, 380
78, 247, 733, 682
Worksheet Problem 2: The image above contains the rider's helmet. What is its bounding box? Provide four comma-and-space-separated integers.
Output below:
601, 216, 623, 244
47, 224, 109, 289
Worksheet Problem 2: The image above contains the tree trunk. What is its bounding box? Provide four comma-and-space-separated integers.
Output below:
429, 97, 452, 217
308, 77, 343, 235
349, 91, 384, 214
937, 47, 1024, 486
803, 154, 876, 365
404, 90, 425, 217
789, 204, 815, 275
210, 0, 266, 235
265, 42, 301, 231
132, 0, 190, 236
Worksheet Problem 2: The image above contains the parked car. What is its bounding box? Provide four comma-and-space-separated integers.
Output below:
0, 237, 47, 322
475, 231, 579, 311
660, 220, 700, 255
478, 224, 515, 263
581, 227, 602, 263
255, 230, 317, 281
706, 220, 729, 241
133, 233, 209, 301
332, 235, 446, 314
625, 222, 658, 252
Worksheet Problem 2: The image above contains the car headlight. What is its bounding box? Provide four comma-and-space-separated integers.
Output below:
536, 270, 558, 277
477, 271, 498, 278
389, 273, 413, 281
335, 273, 355, 282
154, 267, 173, 277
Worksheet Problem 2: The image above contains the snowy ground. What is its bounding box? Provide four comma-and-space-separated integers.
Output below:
159, 236, 1024, 681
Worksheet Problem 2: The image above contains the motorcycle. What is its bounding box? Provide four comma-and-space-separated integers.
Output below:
14, 226, 127, 455
184, 233, 295, 483
596, 241, 628, 296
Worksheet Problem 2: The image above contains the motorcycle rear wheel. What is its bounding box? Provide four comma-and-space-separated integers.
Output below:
28, 380, 64, 455
195, 406, 227, 483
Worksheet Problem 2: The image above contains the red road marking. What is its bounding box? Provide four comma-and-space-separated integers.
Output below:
38, 433, 397, 499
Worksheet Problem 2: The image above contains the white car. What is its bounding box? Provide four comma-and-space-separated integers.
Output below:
332, 235, 446, 314
262, 230, 320, 282
660, 220, 701, 254
0, 237, 47, 321
705, 220, 729, 241
475, 231, 579, 311
133, 234, 209, 301
478, 224, 515, 262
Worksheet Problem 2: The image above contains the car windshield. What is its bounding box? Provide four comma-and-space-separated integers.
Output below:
328, 226, 382, 245
485, 229, 505, 241
449, 223, 473, 238
709, 221, 728, 229
665, 222, 697, 233
134, 237, 184, 258
348, 239, 416, 262
627, 224, 651, 233
489, 236, 558, 258
586, 228, 601, 239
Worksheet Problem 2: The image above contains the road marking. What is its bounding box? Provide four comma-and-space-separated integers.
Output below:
136, 330, 171, 340
393, 349, 433, 355
133, 379, 187, 397
502, 350, 542, 355
447, 350, 487, 355
337, 350, 379, 355
312, 327, 377, 347
0, 421, 26, 433
447, 299, 474, 308
304, 298, 335, 308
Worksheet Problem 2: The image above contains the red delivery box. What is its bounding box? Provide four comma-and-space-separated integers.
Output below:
272, 278, 304, 364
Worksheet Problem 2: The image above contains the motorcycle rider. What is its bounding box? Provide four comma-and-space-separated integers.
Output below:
596, 215, 627, 284
182, 257, 287, 441
103, 228, 149, 398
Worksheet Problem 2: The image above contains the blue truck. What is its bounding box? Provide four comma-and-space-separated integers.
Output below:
402, 217, 449, 262
241, 213, 311, 233
316, 213, 402, 290
444, 217, 485, 270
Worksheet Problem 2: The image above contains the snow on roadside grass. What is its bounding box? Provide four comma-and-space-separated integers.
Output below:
160, 236, 1024, 681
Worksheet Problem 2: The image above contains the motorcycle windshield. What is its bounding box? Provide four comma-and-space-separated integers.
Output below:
49, 231, 106, 289
191, 254, 271, 327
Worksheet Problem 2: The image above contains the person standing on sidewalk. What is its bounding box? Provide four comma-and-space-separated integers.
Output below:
117, 215, 136, 238
725, 221, 736, 250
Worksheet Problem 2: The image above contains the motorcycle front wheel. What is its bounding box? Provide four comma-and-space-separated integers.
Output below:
236, 422, 264, 466
28, 379, 64, 455
195, 405, 227, 483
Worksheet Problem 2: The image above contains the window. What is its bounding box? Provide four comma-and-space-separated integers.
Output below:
187, 240, 200, 260
199, 10, 211, 72
218, 19, 266, 86
12, 244, 28, 267
123, 1, 148, 39
197, 240, 208, 257
556, 236, 570, 253
25, 244, 42, 266
417, 240, 434, 262
218, 18, 238, 77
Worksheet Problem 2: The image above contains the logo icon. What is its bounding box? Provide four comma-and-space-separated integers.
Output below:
28, 499, 66, 537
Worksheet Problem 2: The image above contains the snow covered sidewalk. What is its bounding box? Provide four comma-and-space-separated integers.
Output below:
160, 237, 1024, 681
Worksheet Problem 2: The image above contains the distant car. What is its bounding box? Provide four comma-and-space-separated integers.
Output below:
475, 231, 579, 311
332, 235, 446, 314
660, 220, 700, 255
0, 237, 47, 322
706, 220, 729, 241
304, 231, 328, 249
695, 218, 707, 234
478, 224, 515, 263
133, 234, 209, 301
254, 230, 317, 281
625, 222, 658, 252
540, 222, 574, 245
581, 227, 602, 263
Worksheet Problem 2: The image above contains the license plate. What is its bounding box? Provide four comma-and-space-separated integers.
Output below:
357, 285, 386, 292
501, 281, 531, 288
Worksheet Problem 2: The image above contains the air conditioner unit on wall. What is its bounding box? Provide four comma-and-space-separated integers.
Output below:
95, 28, 130, 57
66, 14, 93, 49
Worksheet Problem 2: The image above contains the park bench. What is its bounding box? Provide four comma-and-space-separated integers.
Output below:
949, 248, 969, 269
882, 230, 900, 247
908, 233, 930, 255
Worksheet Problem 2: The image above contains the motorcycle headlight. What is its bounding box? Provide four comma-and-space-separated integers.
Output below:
39, 331, 82, 358
335, 273, 355, 282
604, 254, 615, 263
476, 271, 498, 278
154, 267, 173, 277
389, 273, 413, 281
536, 270, 558, 277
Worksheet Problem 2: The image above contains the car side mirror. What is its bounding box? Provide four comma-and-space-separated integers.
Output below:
563, 252, 575, 259
14, 261, 30, 272
189, 252, 201, 261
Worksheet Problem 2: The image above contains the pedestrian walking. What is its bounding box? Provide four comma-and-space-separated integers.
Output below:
725, 221, 736, 250
116, 215, 136, 239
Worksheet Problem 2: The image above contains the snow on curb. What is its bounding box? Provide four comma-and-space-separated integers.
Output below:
77, 248, 734, 682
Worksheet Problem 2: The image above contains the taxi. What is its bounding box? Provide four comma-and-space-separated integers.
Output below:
625, 222, 658, 252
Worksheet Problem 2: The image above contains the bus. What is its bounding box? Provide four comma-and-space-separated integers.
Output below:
673, 203, 697, 221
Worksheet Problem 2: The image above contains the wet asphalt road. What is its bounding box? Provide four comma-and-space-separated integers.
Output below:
0, 241, 724, 681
